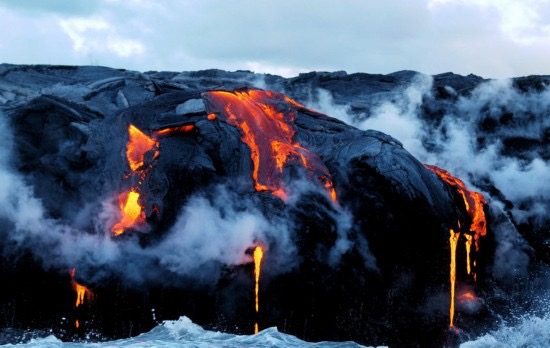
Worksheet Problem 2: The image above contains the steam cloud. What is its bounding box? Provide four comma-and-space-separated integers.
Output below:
304, 74, 550, 277
0, 113, 302, 284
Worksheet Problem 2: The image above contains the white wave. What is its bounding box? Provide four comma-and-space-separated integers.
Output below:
1, 316, 382, 348
460, 314, 550, 348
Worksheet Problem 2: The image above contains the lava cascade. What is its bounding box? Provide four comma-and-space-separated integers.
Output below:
202, 89, 337, 202
253, 246, 264, 334
424, 165, 487, 248
425, 165, 488, 328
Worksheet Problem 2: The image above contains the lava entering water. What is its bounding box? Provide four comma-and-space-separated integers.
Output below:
253, 246, 264, 334
202, 89, 337, 202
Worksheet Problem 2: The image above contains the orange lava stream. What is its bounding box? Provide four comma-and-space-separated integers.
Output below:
449, 229, 460, 327
202, 89, 337, 202
254, 246, 264, 313
424, 165, 486, 250
154, 125, 195, 137
465, 234, 473, 275
112, 190, 145, 236
253, 246, 264, 334
70, 268, 93, 308
126, 124, 159, 171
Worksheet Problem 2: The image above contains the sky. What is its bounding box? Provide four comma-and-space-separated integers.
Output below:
1, 0, 550, 78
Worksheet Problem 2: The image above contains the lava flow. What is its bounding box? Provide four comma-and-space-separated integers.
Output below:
202, 89, 337, 202
425, 165, 488, 328
112, 190, 145, 236
424, 165, 486, 249
253, 245, 264, 334
70, 269, 93, 329
126, 124, 159, 172
449, 229, 460, 327
70, 268, 93, 307
112, 124, 196, 236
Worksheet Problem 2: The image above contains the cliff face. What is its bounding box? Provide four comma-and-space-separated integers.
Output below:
0, 65, 544, 347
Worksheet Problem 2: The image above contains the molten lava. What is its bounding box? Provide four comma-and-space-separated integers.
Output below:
424, 165, 486, 250
449, 229, 460, 327
465, 234, 473, 275
253, 246, 264, 334
154, 124, 195, 137
70, 268, 93, 308
111, 190, 145, 236
126, 124, 159, 171
202, 89, 337, 202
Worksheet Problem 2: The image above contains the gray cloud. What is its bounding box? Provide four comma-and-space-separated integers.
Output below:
1, 0, 549, 77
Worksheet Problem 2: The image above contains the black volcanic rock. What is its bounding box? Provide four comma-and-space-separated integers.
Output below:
0, 65, 544, 347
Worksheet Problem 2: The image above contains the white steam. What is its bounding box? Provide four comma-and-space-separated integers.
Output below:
0, 113, 298, 283
304, 73, 550, 277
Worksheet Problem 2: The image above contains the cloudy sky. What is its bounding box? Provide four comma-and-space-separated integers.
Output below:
1, 0, 549, 78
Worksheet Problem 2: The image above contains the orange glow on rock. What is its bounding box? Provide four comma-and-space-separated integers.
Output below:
70, 268, 93, 308
449, 229, 460, 327
155, 125, 195, 137
126, 124, 159, 171
202, 89, 337, 202
207, 113, 217, 121
111, 190, 145, 236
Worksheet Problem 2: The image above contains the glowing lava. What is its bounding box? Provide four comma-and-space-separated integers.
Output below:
111, 190, 145, 236
202, 89, 337, 202
424, 165, 486, 250
126, 124, 159, 171
465, 234, 473, 275
253, 246, 264, 334
70, 268, 93, 308
154, 124, 195, 137
449, 229, 460, 327
425, 165, 488, 327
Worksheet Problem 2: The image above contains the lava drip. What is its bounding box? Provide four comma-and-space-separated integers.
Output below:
202, 89, 337, 202
70, 269, 93, 329
449, 229, 460, 328
424, 165, 487, 276
253, 246, 264, 334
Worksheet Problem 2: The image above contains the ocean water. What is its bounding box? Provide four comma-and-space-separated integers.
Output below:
0, 316, 374, 348
1, 313, 549, 347
460, 314, 550, 348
